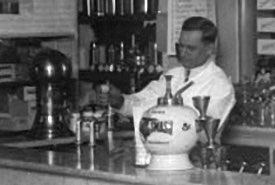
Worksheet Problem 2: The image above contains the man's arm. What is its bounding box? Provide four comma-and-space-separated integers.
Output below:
118, 75, 168, 116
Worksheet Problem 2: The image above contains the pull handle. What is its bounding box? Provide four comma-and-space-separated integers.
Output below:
257, 162, 266, 175
239, 161, 247, 173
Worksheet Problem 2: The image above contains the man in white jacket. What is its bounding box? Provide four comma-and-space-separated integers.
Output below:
98, 16, 236, 142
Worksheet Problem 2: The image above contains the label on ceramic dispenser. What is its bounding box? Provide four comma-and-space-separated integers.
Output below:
135, 143, 151, 166
133, 105, 151, 166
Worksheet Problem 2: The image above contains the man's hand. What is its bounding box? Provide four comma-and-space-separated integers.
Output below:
96, 83, 124, 109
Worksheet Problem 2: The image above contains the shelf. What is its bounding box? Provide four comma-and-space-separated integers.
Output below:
79, 70, 132, 93
78, 13, 156, 24
0, 32, 76, 39
79, 70, 161, 94
0, 80, 33, 87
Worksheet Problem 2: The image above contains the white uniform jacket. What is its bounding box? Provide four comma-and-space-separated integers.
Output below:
119, 58, 236, 131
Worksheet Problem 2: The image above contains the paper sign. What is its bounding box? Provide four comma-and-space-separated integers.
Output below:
258, 18, 275, 32
258, 0, 275, 10
258, 39, 275, 55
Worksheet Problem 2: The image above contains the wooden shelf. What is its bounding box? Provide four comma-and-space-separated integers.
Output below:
0, 32, 76, 39
79, 70, 132, 93
79, 13, 156, 24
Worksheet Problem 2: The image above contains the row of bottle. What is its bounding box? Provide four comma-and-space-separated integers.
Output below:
81, 0, 158, 17
89, 38, 162, 92
89, 41, 162, 74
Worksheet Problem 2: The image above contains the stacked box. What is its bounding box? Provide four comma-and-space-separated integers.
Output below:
0, 85, 37, 131
0, 63, 29, 82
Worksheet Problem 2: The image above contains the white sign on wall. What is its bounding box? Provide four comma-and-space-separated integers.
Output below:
258, 18, 275, 32
258, 0, 275, 10
258, 39, 275, 55
167, 0, 216, 55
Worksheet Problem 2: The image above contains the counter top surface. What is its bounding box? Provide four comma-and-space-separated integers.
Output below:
0, 132, 274, 185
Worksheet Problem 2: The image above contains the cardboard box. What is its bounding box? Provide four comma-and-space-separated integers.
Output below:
0, 87, 35, 131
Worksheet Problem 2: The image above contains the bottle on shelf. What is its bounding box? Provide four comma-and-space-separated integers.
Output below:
148, 0, 159, 15
89, 42, 99, 72
97, 43, 107, 72
105, 0, 116, 15
116, 0, 125, 16
124, 0, 134, 15
134, 0, 148, 15
81, 0, 158, 18
107, 43, 116, 72
153, 42, 163, 74
95, 0, 105, 16
82, 0, 96, 17
115, 41, 125, 72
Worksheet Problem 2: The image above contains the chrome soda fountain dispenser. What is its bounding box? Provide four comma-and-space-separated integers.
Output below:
28, 49, 74, 139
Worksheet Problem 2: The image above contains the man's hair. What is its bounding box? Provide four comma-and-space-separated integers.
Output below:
181, 16, 217, 44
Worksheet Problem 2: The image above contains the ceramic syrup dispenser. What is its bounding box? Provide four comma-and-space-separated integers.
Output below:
139, 75, 199, 170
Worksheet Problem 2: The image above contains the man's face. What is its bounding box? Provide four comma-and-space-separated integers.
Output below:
176, 30, 213, 69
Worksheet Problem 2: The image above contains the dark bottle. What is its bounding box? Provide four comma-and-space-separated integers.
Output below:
82, 0, 96, 16
95, 0, 105, 16
97, 44, 107, 72
105, 0, 116, 15
153, 43, 163, 74
124, 0, 134, 15
115, 41, 125, 72
107, 44, 116, 72
116, 0, 124, 16
134, 0, 148, 15
89, 42, 98, 71
148, 0, 158, 15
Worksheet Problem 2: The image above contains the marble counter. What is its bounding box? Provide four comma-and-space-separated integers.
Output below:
0, 136, 274, 185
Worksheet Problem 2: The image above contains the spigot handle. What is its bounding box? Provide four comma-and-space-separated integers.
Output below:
221, 159, 231, 171
257, 162, 266, 175
174, 81, 194, 97
239, 161, 247, 173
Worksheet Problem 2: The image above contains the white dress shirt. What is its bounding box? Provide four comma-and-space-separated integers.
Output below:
119, 57, 236, 132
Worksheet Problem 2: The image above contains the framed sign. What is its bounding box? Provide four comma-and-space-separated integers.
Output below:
167, 0, 216, 55
258, 0, 275, 10
258, 39, 275, 55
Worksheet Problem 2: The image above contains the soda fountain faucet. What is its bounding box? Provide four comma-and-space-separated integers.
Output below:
192, 96, 224, 170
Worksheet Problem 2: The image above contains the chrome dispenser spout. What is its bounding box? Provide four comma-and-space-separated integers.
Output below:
174, 81, 194, 97
173, 81, 194, 105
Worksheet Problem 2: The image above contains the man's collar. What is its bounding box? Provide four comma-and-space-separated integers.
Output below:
185, 56, 214, 78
